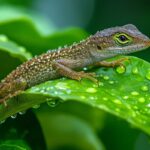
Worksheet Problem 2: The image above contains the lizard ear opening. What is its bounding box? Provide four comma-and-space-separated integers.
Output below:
113, 33, 132, 46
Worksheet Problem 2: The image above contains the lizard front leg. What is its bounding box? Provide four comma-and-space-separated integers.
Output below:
52, 60, 98, 83
94, 58, 128, 68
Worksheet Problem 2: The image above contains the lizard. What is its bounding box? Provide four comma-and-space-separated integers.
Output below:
0, 24, 150, 106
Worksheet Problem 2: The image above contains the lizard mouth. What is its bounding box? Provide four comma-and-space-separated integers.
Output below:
106, 41, 150, 55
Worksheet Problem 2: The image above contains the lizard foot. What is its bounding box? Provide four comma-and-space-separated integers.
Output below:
74, 71, 98, 83
95, 57, 129, 68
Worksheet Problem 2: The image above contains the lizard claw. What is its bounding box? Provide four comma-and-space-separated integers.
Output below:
76, 71, 98, 83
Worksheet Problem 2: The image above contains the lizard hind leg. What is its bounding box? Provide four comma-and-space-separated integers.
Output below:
0, 78, 27, 107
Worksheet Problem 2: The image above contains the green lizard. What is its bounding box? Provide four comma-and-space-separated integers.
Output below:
0, 24, 150, 106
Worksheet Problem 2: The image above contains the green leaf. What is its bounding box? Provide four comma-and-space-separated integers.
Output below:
36, 112, 105, 150
0, 7, 88, 55
1, 56, 150, 136
0, 35, 31, 79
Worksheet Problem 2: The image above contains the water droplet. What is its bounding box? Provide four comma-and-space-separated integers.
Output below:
11, 114, 17, 119
55, 82, 69, 90
80, 96, 86, 99
133, 106, 138, 110
116, 65, 126, 74
123, 95, 129, 99
32, 104, 40, 109
19, 111, 26, 115
141, 85, 149, 91
99, 82, 104, 86
83, 67, 88, 71
146, 71, 150, 80
86, 88, 97, 93
66, 89, 71, 94
113, 99, 122, 104
115, 108, 120, 112
103, 75, 109, 80
132, 67, 138, 74
109, 80, 114, 84
138, 97, 145, 103
102, 97, 108, 101
147, 103, 150, 107
131, 91, 139, 96
0, 120, 6, 124
0, 35, 8, 42
19, 47, 26, 52
47, 99, 59, 107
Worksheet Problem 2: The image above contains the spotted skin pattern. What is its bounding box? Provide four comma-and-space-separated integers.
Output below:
0, 24, 150, 106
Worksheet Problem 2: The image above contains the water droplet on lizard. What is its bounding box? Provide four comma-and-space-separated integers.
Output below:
138, 97, 145, 103
131, 91, 139, 96
86, 88, 97, 93
32, 104, 40, 109
141, 85, 149, 91
11, 114, 17, 119
116, 65, 126, 74
132, 67, 138, 74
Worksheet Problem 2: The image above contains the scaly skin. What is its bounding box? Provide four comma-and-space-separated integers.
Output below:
0, 24, 150, 106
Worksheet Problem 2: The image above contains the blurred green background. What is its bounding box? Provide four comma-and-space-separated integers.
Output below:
0, 0, 150, 60
0, 0, 150, 150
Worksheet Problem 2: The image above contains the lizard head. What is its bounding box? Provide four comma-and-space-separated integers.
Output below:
92, 24, 150, 56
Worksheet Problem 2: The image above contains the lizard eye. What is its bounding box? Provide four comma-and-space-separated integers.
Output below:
113, 33, 132, 45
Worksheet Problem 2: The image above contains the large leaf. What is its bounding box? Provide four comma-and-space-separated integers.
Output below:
0, 7, 88, 55
0, 56, 150, 135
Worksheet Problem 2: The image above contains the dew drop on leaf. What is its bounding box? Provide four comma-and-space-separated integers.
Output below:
86, 88, 97, 93
32, 104, 40, 109
103, 75, 109, 80
113, 99, 122, 104
123, 95, 129, 99
147, 103, 150, 107
131, 91, 139, 96
102, 97, 108, 101
116, 65, 126, 74
146, 71, 150, 80
47, 99, 59, 107
0, 35, 8, 42
11, 114, 17, 119
19, 110, 26, 115
109, 80, 114, 84
0, 120, 6, 124
141, 85, 149, 91
132, 67, 139, 74
138, 97, 145, 103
